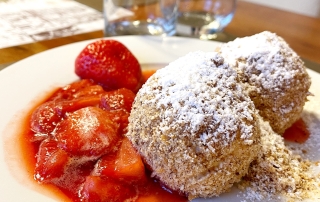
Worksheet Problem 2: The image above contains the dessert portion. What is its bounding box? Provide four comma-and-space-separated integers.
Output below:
219, 31, 311, 134
127, 52, 261, 199
22, 33, 317, 202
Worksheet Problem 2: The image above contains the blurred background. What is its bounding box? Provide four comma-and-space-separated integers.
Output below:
0, 0, 319, 71
0, 0, 319, 49
78, 0, 320, 18
243, 0, 320, 18
77, 0, 320, 18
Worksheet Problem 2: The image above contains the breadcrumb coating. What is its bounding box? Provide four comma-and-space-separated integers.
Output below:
127, 52, 261, 199
238, 115, 320, 201
219, 31, 311, 134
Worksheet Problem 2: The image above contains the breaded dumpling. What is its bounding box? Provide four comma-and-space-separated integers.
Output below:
219, 31, 311, 134
126, 52, 261, 199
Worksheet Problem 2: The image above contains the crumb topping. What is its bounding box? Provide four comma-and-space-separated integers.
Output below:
127, 51, 261, 199
238, 116, 320, 201
220, 31, 311, 134
221, 31, 302, 90
139, 51, 256, 149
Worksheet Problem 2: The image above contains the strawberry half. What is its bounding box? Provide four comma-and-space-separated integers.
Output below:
75, 40, 143, 93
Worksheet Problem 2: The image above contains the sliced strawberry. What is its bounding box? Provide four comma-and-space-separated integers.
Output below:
94, 138, 146, 184
30, 96, 102, 137
99, 88, 135, 135
49, 79, 99, 101
115, 138, 146, 182
53, 107, 120, 157
109, 109, 130, 135
100, 88, 135, 112
75, 40, 143, 93
55, 96, 102, 114
93, 153, 117, 176
79, 175, 137, 202
72, 85, 105, 99
30, 101, 62, 137
34, 138, 69, 182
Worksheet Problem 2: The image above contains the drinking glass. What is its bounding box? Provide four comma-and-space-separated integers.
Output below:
103, 0, 179, 36
177, 0, 236, 40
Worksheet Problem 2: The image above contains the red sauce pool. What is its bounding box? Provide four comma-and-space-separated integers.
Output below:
283, 118, 310, 143
17, 89, 72, 201
18, 68, 188, 202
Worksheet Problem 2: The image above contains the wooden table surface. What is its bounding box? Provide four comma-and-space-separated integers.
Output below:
0, 1, 320, 71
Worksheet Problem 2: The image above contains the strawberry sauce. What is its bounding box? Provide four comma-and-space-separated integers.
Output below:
283, 118, 310, 143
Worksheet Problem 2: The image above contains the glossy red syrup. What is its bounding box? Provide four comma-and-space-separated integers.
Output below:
283, 118, 310, 143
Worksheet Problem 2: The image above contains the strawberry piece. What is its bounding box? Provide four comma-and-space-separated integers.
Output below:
115, 138, 146, 182
53, 107, 120, 157
49, 79, 100, 101
30, 101, 62, 137
72, 85, 105, 99
99, 88, 135, 135
75, 40, 143, 93
79, 176, 137, 202
34, 138, 69, 182
109, 109, 130, 135
100, 88, 135, 112
94, 138, 146, 184
54, 96, 102, 114
30, 96, 101, 138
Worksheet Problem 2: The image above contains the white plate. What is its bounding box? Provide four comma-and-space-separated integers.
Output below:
0, 36, 319, 202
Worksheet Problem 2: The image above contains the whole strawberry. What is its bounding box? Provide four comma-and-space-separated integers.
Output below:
75, 40, 143, 93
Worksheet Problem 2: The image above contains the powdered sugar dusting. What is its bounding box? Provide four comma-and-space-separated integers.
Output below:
238, 115, 320, 201
140, 51, 256, 147
235, 68, 320, 202
220, 31, 300, 90
219, 31, 311, 134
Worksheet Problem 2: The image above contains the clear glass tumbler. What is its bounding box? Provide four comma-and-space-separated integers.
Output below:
177, 0, 236, 40
103, 0, 179, 36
